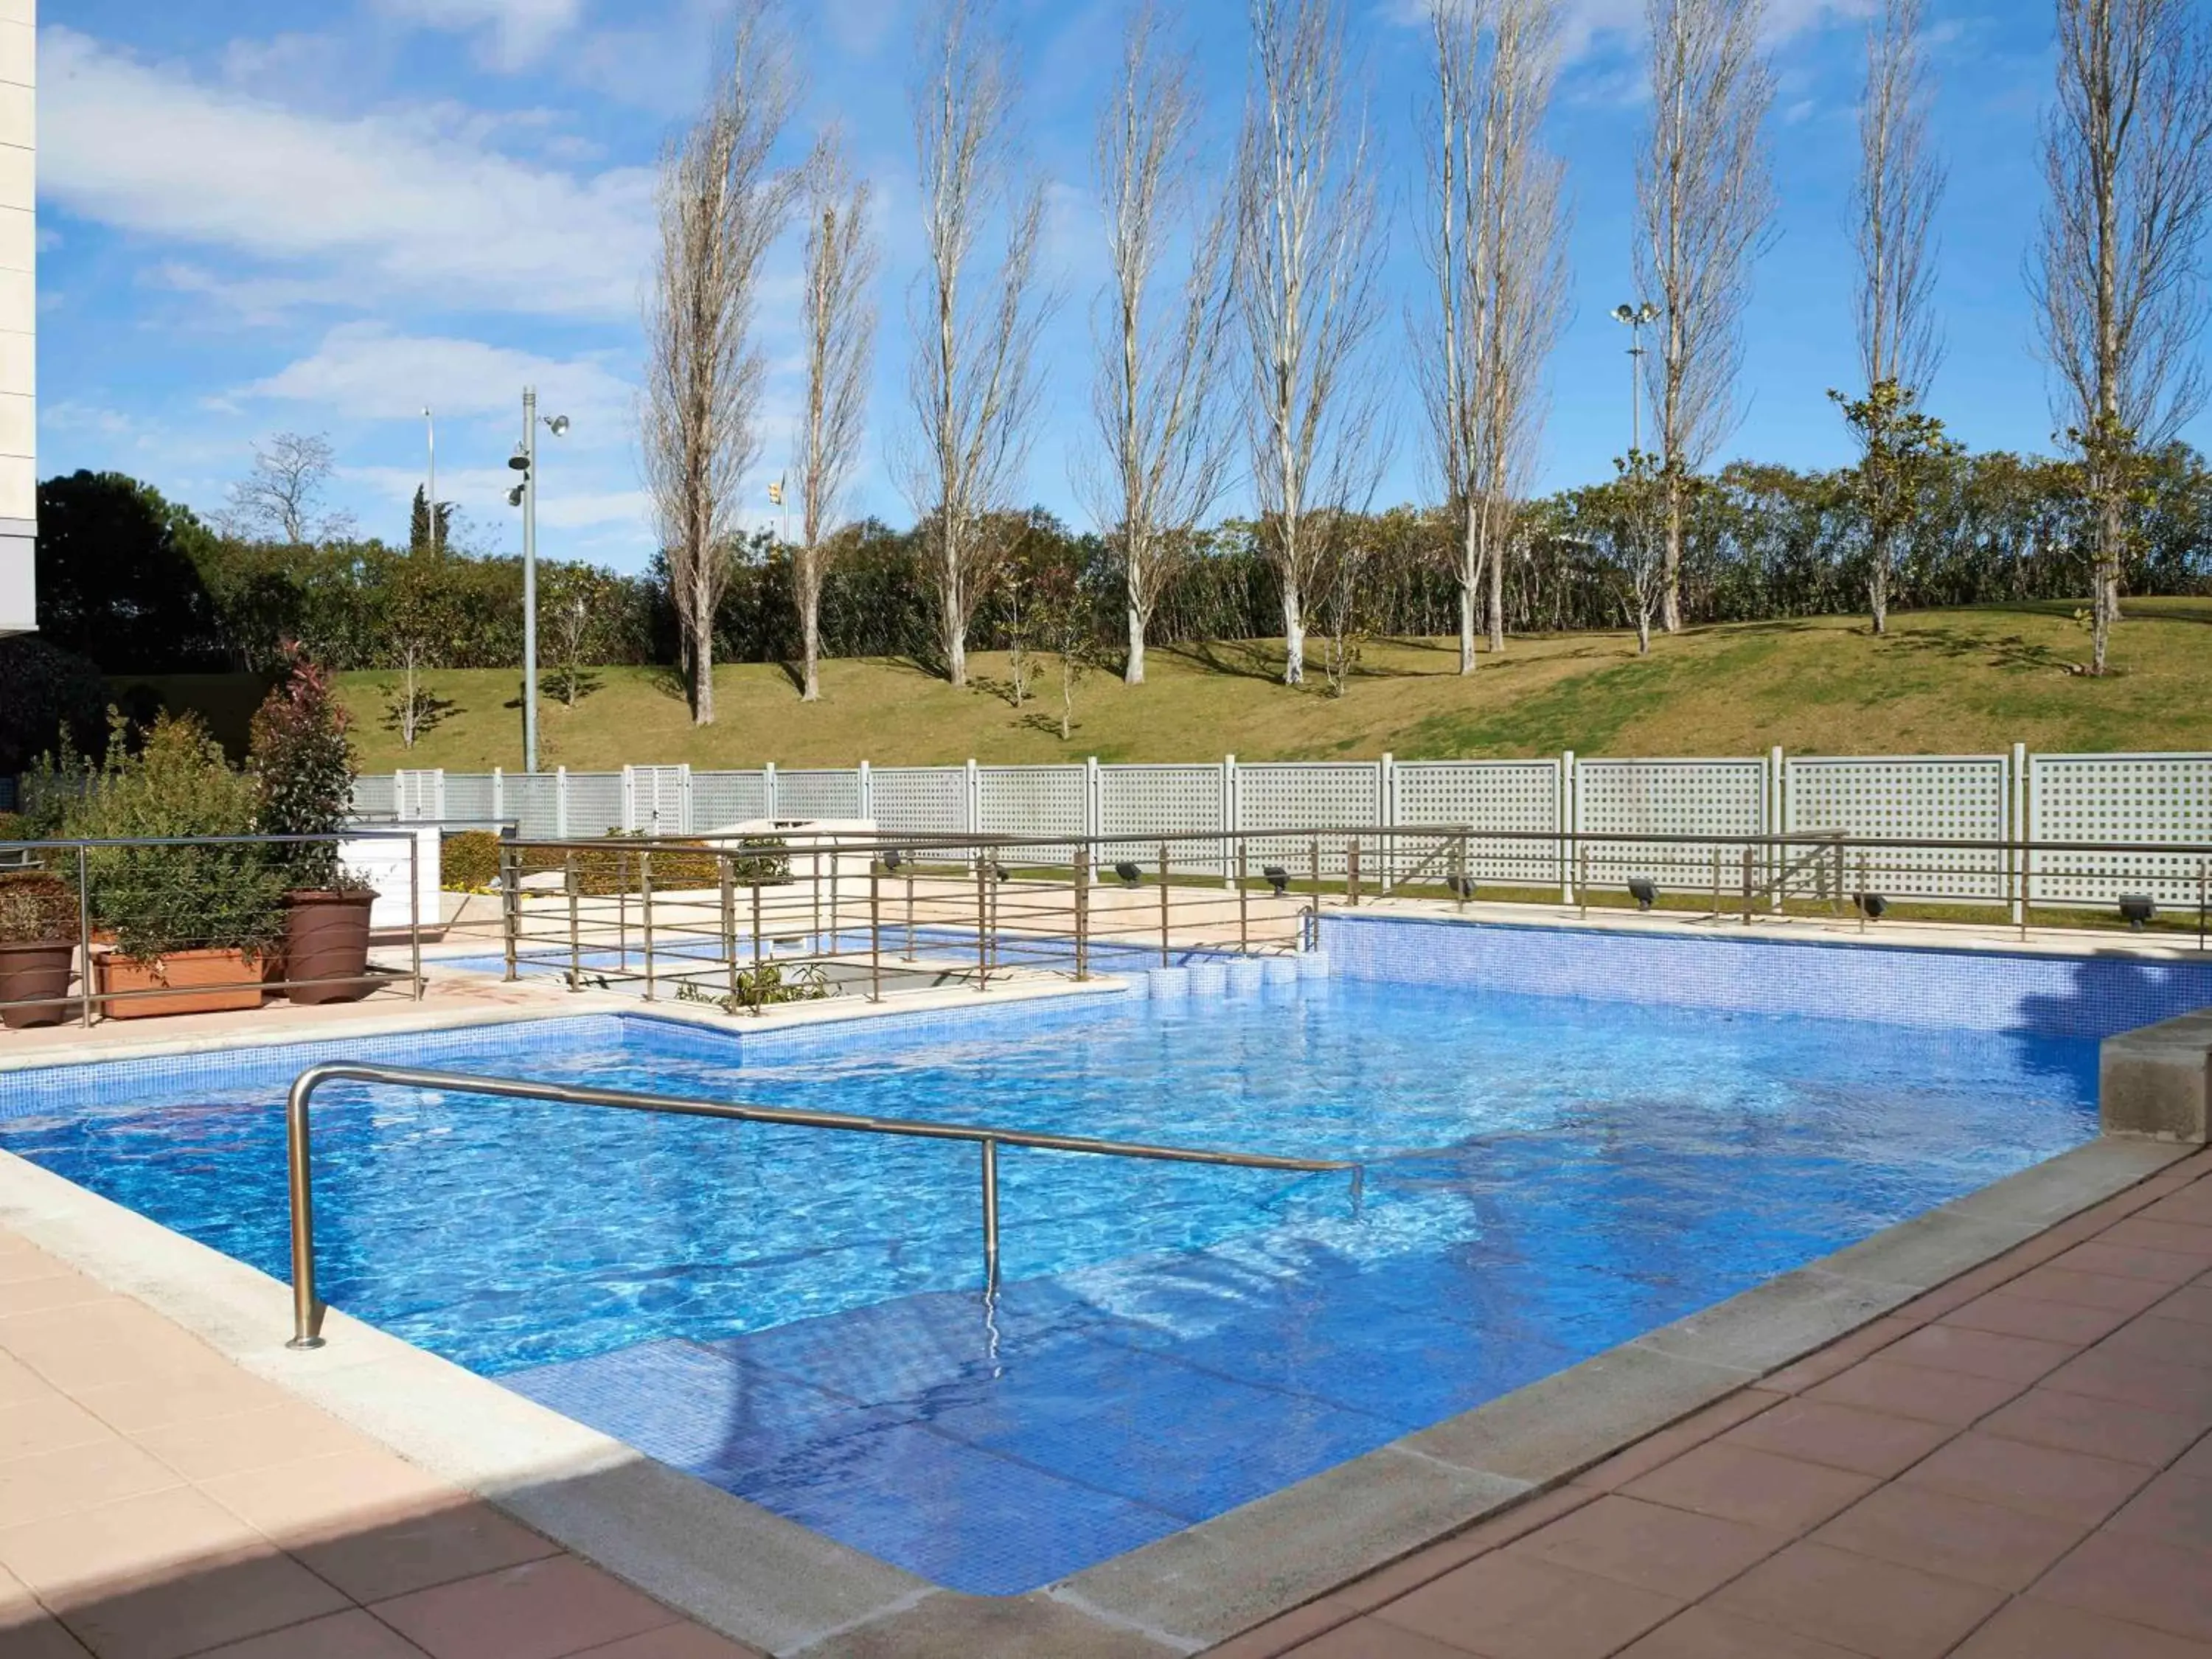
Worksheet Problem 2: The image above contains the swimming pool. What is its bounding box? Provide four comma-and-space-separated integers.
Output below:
0, 942, 2104, 1595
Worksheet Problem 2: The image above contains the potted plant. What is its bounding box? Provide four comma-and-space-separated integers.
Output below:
0, 871, 78, 1028
64, 711, 287, 1019
250, 647, 375, 1005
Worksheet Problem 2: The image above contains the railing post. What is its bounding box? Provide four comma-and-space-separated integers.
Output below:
976, 858, 991, 991
1238, 842, 1250, 953
76, 844, 94, 1027
568, 851, 582, 990
1347, 838, 1360, 907
2011, 742, 2028, 928
409, 831, 423, 999
640, 850, 655, 1001
1074, 845, 1091, 980
1454, 832, 1469, 911
1158, 841, 1170, 965
2199, 858, 2207, 953
980, 1138, 1001, 1299
904, 866, 917, 963
810, 846, 822, 952
501, 841, 519, 982
869, 864, 883, 1003
750, 880, 765, 1015
285, 1073, 324, 1349
723, 854, 740, 1007
1309, 836, 1320, 900
1560, 749, 1576, 905
1740, 846, 1756, 926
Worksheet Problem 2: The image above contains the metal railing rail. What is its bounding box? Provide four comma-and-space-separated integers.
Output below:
281, 1061, 1362, 1348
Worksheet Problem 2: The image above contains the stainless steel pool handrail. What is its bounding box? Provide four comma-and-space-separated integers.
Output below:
281, 1061, 1362, 1349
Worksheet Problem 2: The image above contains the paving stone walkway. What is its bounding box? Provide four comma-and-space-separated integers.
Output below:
1210, 1146, 2212, 1658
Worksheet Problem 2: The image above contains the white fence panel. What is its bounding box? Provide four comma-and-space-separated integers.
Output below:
692, 770, 771, 829
351, 775, 396, 819
506, 772, 565, 839
442, 771, 498, 825
1237, 762, 1381, 877
872, 767, 968, 839
979, 765, 1085, 864
1393, 759, 1562, 886
624, 765, 691, 835
1100, 765, 1224, 875
1785, 754, 2009, 902
776, 768, 864, 822
566, 773, 625, 838
1574, 757, 1767, 894
2030, 752, 2212, 908
394, 770, 445, 822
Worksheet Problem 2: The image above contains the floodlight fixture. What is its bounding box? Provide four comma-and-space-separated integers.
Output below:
1262, 864, 1290, 897
881, 849, 905, 872
1445, 874, 1476, 901
546, 414, 571, 437
2121, 894, 2157, 931
1855, 891, 1888, 921
1113, 860, 1143, 888
1627, 877, 1658, 911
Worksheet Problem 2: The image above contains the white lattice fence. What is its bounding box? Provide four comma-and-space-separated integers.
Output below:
566, 773, 624, 838
1393, 760, 1563, 887
1574, 757, 1767, 894
442, 772, 498, 824
506, 772, 565, 839
394, 770, 445, 821
692, 770, 771, 829
1100, 765, 1225, 875
351, 776, 396, 818
2030, 753, 2212, 908
777, 768, 863, 821
1236, 762, 1382, 877
872, 768, 969, 840
624, 765, 691, 834
1785, 755, 2010, 902
979, 765, 1085, 865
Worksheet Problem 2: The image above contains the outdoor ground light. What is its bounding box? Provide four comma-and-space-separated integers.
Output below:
2121, 894, 2157, 930
881, 849, 904, 872
1263, 865, 1290, 896
1114, 860, 1143, 887
1445, 874, 1475, 901
1628, 877, 1658, 911
1856, 891, 1888, 921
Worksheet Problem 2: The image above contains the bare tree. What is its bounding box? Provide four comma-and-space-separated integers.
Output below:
793, 132, 880, 703
1418, 0, 1571, 675
641, 0, 802, 726
1635, 0, 1775, 634
2031, 0, 2212, 675
1082, 2, 1235, 687
902, 0, 1051, 688
227, 432, 352, 545
1235, 0, 1387, 687
1843, 0, 1947, 636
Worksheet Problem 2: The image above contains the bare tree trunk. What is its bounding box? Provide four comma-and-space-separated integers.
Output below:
641, 0, 801, 726
1635, 0, 1775, 636
1085, 4, 1234, 690
1236, 0, 1385, 689
904, 0, 1051, 690
2033, 0, 2212, 677
794, 133, 880, 705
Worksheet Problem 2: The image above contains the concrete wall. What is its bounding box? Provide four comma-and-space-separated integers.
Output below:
0, 0, 31, 638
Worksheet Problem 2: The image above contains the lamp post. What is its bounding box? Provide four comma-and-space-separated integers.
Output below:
422, 407, 436, 555
1610, 302, 1657, 455
507, 387, 570, 774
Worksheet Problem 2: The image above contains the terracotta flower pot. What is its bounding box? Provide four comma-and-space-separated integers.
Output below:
282, 890, 377, 1006
0, 939, 77, 1029
95, 947, 265, 1020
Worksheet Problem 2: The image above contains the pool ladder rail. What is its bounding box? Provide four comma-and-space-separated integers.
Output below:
280, 1061, 1365, 1350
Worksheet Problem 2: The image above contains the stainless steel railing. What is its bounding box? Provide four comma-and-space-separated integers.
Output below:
281, 1061, 1362, 1349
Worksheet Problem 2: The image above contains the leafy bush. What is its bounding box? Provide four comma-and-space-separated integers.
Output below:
0, 872, 75, 945
677, 963, 833, 1011
248, 647, 361, 892
63, 712, 286, 963
441, 830, 789, 896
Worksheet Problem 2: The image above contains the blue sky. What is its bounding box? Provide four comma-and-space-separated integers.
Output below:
35, 0, 2145, 575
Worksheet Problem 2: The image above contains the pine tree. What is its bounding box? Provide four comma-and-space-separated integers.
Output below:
408, 486, 432, 555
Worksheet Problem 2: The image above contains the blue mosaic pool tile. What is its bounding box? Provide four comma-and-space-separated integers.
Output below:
1322, 913, 2212, 1038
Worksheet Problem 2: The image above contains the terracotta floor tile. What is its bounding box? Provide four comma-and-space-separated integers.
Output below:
1978, 1385, 2208, 1467
1950, 1600, 2212, 1658
1720, 1398, 1955, 1478
0, 1245, 75, 1287
0, 1392, 116, 1463
1511, 1494, 1786, 1598
192, 1609, 437, 1658
7, 1332, 241, 1399
2003, 1266, 2176, 1315
0, 1439, 183, 1527
1613, 1604, 1871, 1658
129, 1400, 386, 1483
1813, 1483, 2087, 1591
2154, 1285, 2212, 1328
0, 1273, 114, 1317
2042, 1348, 2212, 1422
2048, 1243, 2207, 1287
1941, 1292, 2138, 1347
1803, 1357, 2028, 1425
0, 1350, 50, 1404
200, 1447, 464, 1546
2093, 1315, 2212, 1374
568, 1627, 768, 1658
0, 1485, 273, 1597
1283, 1616, 1470, 1658
2106, 1469, 2212, 1553
296, 1500, 563, 1605
0, 1613, 99, 1659
2142, 1192, 2212, 1231
1621, 1441, 1875, 1532
1201, 1595, 1363, 1658
2103, 1219, 2212, 1262
2031, 1531, 2212, 1642
1334, 1487, 1599, 1610
1882, 1324, 2079, 1385
370, 1554, 681, 1659
72, 1371, 297, 1436
2172, 1436, 2212, 1481
1376, 1552, 1683, 1659
1758, 1317, 1920, 1395
1567, 1391, 1784, 1492
1711, 1540, 2005, 1659
1899, 1429, 2152, 1523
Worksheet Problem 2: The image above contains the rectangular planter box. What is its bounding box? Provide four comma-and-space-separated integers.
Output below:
95, 947, 266, 1020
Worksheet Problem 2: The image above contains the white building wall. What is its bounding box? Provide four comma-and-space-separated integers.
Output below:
0, 0, 31, 637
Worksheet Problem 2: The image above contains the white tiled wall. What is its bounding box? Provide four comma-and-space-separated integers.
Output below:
0, 0, 29, 637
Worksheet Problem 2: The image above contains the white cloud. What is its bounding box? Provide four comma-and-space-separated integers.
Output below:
41, 27, 655, 321
1385, 0, 1874, 62
371, 0, 586, 72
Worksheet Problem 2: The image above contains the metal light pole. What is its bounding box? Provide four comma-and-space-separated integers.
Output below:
1610, 302, 1657, 455
422, 407, 437, 554
508, 388, 570, 776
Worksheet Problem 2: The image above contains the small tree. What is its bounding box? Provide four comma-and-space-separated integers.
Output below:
540, 563, 611, 707
383, 560, 460, 748
1029, 562, 1100, 740
248, 644, 360, 893
1317, 527, 1371, 699
1597, 451, 1670, 655
1829, 380, 1961, 628
226, 432, 353, 545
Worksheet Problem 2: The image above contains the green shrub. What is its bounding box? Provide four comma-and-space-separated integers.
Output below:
0, 872, 76, 944
63, 712, 286, 963
441, 830, 790, 896
248, 648, 361, 892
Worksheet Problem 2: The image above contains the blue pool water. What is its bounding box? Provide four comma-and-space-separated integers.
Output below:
0, 978, 2101, 1593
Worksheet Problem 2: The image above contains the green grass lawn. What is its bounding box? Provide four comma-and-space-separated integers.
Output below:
122, 597, 2212, 771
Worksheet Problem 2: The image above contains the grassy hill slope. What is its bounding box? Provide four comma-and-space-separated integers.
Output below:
128, 598, 2211, 772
